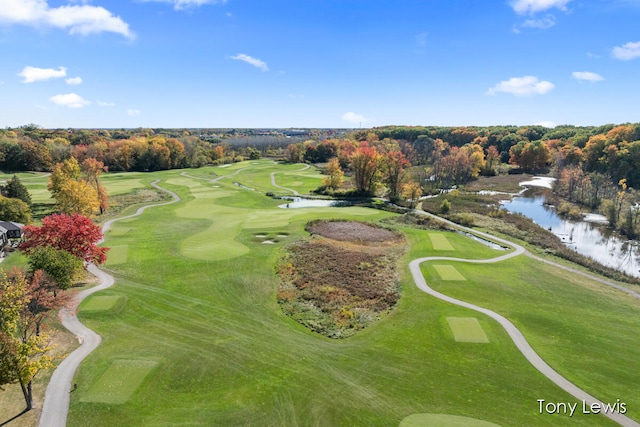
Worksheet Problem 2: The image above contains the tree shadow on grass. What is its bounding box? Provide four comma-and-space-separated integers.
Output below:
30, 202, 54, 221
0, 407, 30, 427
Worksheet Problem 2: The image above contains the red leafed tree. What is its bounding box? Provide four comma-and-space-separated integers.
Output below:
19, 213, 109, 265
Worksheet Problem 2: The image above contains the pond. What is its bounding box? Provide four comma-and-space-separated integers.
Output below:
500, 182, 640, 278
278, 197, 352, 209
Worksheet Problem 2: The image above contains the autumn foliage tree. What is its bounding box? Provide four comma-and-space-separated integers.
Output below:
322, 157, 344, 190
381, 150, 409, 202
20, 213, 108, 266
81, 158, 109, 214
0, 270, 57, 411
351, 142, 381, 195
401, 181, 423, 209
48, 157, 100, 216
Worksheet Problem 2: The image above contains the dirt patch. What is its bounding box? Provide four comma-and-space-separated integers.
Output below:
307, 220, 402, 244
277, 220, 405, 338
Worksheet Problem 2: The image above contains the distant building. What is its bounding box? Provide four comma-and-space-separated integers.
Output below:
0, 221, 24, 256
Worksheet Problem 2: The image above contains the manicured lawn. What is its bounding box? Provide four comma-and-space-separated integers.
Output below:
422, 255, 640, 422
429, 233, 454, 250
433, 264, 467, 281
56, 161, 636, 426
80, 359, 158, 404
446, 317, 490, 343
81, 295, 126, 313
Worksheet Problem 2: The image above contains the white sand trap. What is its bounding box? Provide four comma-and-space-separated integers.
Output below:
262, 240, 275, 244
255, 234, 267, 238
277, 234, 288, 238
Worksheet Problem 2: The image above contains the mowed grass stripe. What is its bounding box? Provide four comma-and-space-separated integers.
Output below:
429, 233, 454, 250
105, 245, 128, 265
81, 360, 158, 404
446, 317, 490, 343
433, 265, 466, 281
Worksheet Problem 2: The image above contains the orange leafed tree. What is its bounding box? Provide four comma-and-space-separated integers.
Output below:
351, 142, 381, 195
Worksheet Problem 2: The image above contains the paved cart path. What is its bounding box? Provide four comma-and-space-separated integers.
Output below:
38, 180, 180, 427
270, 164, 310, 195
410, 210, 639, 427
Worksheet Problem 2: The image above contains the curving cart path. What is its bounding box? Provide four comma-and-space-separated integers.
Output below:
269, 164, 310, 195
38, 180, 180, 427
410, 210, 639, 426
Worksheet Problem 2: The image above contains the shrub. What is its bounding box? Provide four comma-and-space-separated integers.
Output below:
440, 199, 451, 214
448, 212, 475, 227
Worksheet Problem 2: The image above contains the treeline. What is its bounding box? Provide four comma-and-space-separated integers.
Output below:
0, 127, 250, 172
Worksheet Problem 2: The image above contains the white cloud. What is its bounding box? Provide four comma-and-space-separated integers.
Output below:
97, 100, 115, 107
127, 108, 141, 116
612, 41, 640, 60
342, 112, 369, 124
510, 0, 571, 14
521, 15, 556, 29
536, 121, 557, 128
572, 71, 604, 82
486, 76, 554, 96
231, 54, 269, 72
50, 92, 90, 108
141, 0, 227, 11
18, 65, 66, 83
0, 0, 134, 39
65, 76, 82, 85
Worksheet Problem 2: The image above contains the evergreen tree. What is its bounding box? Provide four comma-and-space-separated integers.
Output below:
2, 175, 32, 206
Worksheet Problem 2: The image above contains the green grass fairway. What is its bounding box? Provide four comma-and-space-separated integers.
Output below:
101, 172, 147, 196
105, 245, 128, 265
429, 233, 454, 250
433, 264, 466, 281
400, 413, 501, 427
446, 317, 490, 343
65, 162, 638, 426
80, 360, 158, 404
106, 226, 132, 237
81, 296, 126, 313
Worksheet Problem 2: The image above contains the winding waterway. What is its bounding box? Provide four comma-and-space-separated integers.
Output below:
500, 180, 640, 278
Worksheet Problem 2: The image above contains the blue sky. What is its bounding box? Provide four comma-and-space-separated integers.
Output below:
1, 0, 639, 128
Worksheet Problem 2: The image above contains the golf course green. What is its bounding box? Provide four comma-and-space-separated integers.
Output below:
13, 160, 640, 426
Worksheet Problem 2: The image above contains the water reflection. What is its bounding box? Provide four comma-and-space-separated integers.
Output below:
278, 197, 351, 209
501, 187, 640, 277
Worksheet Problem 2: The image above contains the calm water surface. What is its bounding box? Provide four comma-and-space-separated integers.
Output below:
501, 187, 640, 278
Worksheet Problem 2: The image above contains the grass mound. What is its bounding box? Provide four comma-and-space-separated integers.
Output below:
277, 221, 405, 338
